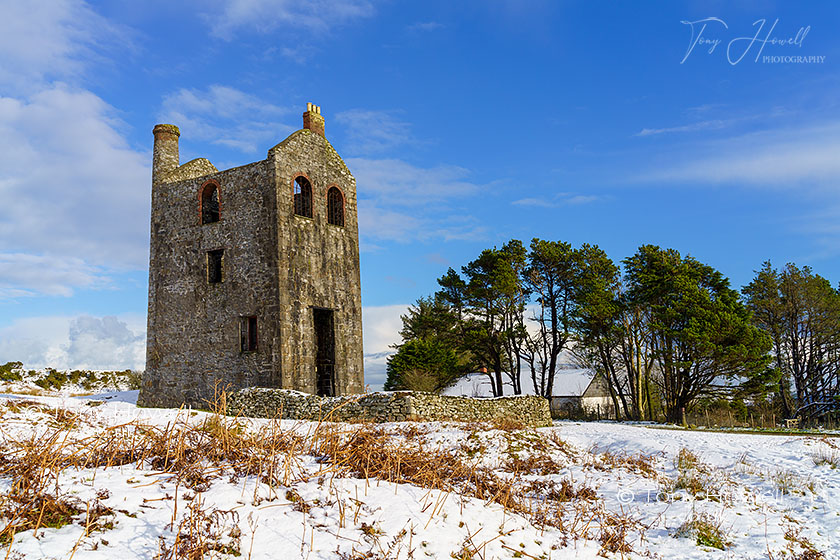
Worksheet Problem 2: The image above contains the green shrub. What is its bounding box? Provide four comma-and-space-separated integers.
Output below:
384, 338, 460, 391
34, 369, 68, 390
0, 361, 23, 382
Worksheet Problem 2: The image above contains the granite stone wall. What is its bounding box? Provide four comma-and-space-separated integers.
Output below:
227, 388, 553, 427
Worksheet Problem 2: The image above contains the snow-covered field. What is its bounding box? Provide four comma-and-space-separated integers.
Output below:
0, 391, 836, 559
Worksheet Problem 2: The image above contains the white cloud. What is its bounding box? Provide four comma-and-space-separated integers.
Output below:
350, 157, 490, 243
0, 316, 72, 368
362, 304, 406, 354
275, 44, 319, 63
362, 304, 405, 390
0, 253, 108, 299
0, 304, 405, 379
428, 218, 488, 242
202, 0, 375, 39
0, 85, 150, 298
335, 109, 413, 154
348, 158, 479, 203
0, 0, 128, 93
565, 194, 601, 205
160, 85, 294, 154
0, 314, 145, 370
512, 193, 603, 208
358, 202, 487, 244
0, 1, 148, 297
357, 205, 423, 243
406, 21, 444, 33
637, 119, 734, 137
64, 315, 145, 370
363, 350, 392, 391
162, 86, 284, 120
641, 122, 840, 186
511, 197, 555, 208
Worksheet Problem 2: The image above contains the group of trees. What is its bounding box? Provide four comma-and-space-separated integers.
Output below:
743, 262, 840, 421
385, 239, 840, 424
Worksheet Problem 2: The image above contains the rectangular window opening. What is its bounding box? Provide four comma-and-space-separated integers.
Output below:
207, 249, 223, 283
240, 316, 258, 352
314, 308, 336, 396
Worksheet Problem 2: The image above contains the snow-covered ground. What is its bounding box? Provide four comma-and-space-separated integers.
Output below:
0, 391, 836, 559
0, 365, 139, 397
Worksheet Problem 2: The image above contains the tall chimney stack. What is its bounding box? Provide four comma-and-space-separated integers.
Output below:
302, 103, 325, 136
152, 124, 180, 185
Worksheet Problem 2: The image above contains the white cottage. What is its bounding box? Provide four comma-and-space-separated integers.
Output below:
441, 368, 614, 419
548, 370, 614, 418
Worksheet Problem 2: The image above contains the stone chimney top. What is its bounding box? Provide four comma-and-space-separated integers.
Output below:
303, 103, 325, 136
152, 124, 180, 185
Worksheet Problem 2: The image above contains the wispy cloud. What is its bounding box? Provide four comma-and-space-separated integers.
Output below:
512, 193, 604, 207
357, 203, 488, 246
406, 21, 444, 32
276, 44, 319, 63
424, 253, 450, 265
637, 118, 736, 137
337, 110, 492, 243
335, 109, 414, 154
202, 0, 375, 40
640, 121, 840, 186
357, 205, 423, 243
511, 197, 554, 208
636, 106, 792, 137
348, 158, 480, 203
350, 157, 490, 244
160, 85, 293, 154
0, 253, 109, 299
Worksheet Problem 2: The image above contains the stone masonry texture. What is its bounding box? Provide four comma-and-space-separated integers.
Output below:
227, 388, 553, 427
138, 108, 364, 408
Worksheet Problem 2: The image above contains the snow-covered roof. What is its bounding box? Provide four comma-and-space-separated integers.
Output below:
441, 368, 595, 398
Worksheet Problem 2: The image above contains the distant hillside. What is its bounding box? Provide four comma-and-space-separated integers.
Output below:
0, 361, 141, 395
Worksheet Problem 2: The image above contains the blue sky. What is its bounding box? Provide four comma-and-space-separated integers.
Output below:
1, 1, 839, 388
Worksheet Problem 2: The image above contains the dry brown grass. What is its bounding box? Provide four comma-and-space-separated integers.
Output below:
810, 437, 840, 469
778, 525, 826, 560
155, 494, 241, 560
588, 449, 659, 479
0, 395, 645, 557
663, 447, 724, 501
3, 400, 45, 414
0, 404, 304, 546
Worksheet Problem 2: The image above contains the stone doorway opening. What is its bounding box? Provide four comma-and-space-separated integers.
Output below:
313, 308, 336, 396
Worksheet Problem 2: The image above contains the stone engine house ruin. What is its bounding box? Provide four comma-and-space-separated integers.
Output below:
138, 104, 364, 408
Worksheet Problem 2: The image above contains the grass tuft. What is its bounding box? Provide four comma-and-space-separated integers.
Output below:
674, 511, 729, 550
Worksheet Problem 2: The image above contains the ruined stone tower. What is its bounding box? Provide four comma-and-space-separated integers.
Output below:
138, 104, 364, 408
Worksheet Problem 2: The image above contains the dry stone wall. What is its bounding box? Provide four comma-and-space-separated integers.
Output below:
227, 388, 552, 427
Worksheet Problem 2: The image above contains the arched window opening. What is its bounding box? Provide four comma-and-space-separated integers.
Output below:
294, 176, 313, 218
327, 187, 344, 227
201, 183, 220, 224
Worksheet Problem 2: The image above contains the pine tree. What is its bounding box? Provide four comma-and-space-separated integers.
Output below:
623, 246, 770, 424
